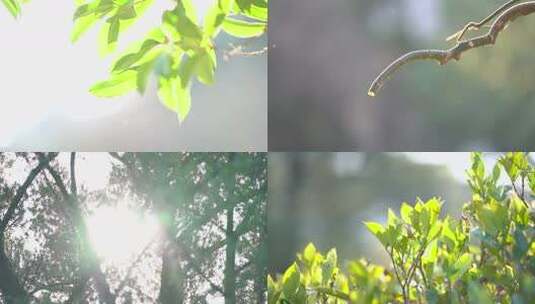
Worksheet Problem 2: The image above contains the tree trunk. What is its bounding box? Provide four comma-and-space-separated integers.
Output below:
90, 259, 116, 304
158, 239, 184, 304
0, 242, 30, 304
224, 206, 237, 304
255, 241, 267, 304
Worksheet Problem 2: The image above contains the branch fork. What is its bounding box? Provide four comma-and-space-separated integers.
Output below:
368, 1, 535, 97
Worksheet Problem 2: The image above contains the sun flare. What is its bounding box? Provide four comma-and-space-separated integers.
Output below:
86, 204, 159, 263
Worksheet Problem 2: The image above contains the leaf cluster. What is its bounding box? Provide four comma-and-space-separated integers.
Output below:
269, 152, 535, 303
2, 0, 268, 122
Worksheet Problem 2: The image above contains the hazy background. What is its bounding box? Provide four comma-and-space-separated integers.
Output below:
268, 153, 506, 275
269, 0, 535, 150
0, 1, 266, 151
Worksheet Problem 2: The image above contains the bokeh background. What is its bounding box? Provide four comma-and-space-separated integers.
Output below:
269, 0, 535, 150
268, 152, 508, 275
0, 1, 266, 151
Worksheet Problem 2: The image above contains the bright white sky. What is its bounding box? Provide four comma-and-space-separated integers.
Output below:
332, 152, 504, 185
0, 2, 170, 142
405, 152, 505, 184
86, 203, 160, 263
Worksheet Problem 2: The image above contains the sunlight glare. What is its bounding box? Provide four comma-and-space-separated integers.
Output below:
86, 204, 159, 263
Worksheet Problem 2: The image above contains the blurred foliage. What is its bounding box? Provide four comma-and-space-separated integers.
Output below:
269, 152, 535, 303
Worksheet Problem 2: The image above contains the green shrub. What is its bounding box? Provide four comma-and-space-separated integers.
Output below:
269, 152, 535, 303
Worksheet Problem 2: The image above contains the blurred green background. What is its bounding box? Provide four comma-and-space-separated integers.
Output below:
269, 0, 535, 150
267, 153, 504, 275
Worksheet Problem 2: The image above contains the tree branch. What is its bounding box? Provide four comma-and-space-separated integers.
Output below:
0, 153, 56, 304
43, 155, 116, 304
310, 287, 351, 302
446, 0, 521, 42
368, 1, 535, 97
114, 235, 159, 295
70, 153, 77, 198
0, 153, 55, 234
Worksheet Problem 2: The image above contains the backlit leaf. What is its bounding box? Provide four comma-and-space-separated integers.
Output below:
222, 17, 266, 38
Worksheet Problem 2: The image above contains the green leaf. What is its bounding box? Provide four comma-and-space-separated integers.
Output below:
154, 52, 174, 78
222, 17, 266, 38
513, 229, 529, 260
468, 281, 493, 304
528, 171, 535, 195
89, 70, 137, 97
235, 0, 255, 12
441, 217, 458, 246
157, 75, 191, 122
476, 199, 508, 236
112, 39, 161, 72
136, 62, 153, 94
204, 0, 232, 38
500, 152, 528, 181
423, 239, 438, 263
451, 253, 472, 281
491, 163, 501, 183
400, 203, 413, 224
108, 18, 120, 45
347, 260, 365, 280
179, 0, 197, 22
163, 1, 203, 42
267, 275, 280, 304
245, 4, 267, 22
2, 0, 21, 18
364, 221, 384, 237
322, 248, 337, 284
71, 12, 99, 42
117, 3, 136, 20
282, 263, 300, 300
196, 49, 216, 85
73, 3, 92, 20
178, 53, 199, 87
471, 152, 485, 181
302, 243, 316, 264
97, 0, 115, 15
98, 18, 119, 55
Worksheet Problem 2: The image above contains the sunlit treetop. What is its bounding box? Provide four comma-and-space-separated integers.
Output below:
1, 0, 268, 122
0, 153, 267, 303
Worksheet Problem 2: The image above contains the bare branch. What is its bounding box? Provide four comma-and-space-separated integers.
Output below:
446, 0, 521, 42
368, 1, 535, 97
70, 153, 77, 198
114, 236, 160, 295
0, 153, 55, 234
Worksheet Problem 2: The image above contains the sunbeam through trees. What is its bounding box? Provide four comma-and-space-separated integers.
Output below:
0, 152, 266, 303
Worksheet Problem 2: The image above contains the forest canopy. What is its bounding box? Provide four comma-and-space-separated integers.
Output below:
0, 152, 266, 303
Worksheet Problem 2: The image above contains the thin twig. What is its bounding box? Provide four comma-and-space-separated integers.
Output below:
115, 235, 160, 295
368, 1, 535, 97
388, 247, 407, 303
0, 153, 55, 234
417, 261, 429, 288
223, 44, 268, 61
311, 287, 352, 302
446, 0, 521, 42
